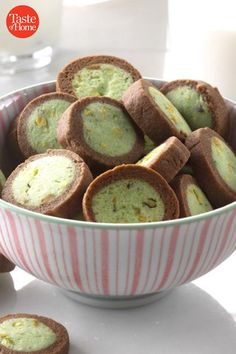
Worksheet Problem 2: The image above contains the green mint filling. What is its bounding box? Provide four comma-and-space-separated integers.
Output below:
92, 178, 165, 223
72, 63, 134, 100
26, 99, 71, 153
211, 136, 236, 192
0, 170, 6, 193
82, 102, 137, 156
0, 318, 56, 352
12, 156, 75, 207
148, 86, 191, 136
137, 143, 164, 165
166, 85, 212, 130
186, 183, 212, 215
144, 135, 156, 154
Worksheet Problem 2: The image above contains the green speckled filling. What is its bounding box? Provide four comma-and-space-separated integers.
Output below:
12, 156, 75, 208
26, 99, 71, 153
72, 63, 134, 100
148, 86, 191, 136
82, 102, 137, 156
137, 143, 164, 165
166, 86, 212, 130
0, 170, 6, 193
92, 179, 165, 223
186, 183, 212, 215
179, 164, 193, 175
211, 136, 236, 192
0, 318, 56, 352
144, 135, 156, 154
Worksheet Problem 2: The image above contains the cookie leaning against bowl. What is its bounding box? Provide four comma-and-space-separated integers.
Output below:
171, 174, 213, 217
137, 136, 190, 182
56, 55, 141, 101
0, 254, 15, 273
122, 79, 192, 145
83, 165, 179, 223
57, 96, 144, 170
185, 127, 236, 207
161, 79, 229, 136
2, 149, 93, 218
0, 313, 69, 353
17, 92, 76, 159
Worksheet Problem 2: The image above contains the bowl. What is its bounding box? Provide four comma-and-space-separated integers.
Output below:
0, 79, 236, 308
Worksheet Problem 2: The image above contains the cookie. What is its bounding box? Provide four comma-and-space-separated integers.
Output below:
144, 135, 156, 154
185, 127, 236, 207
161, 79, 229, 136
0, 313, 69, 353
0, 254, 15, 273
56, 55, 141, 101
171, 174, 213, 217
2, 149, 93, 218
7, 115, 25, 164
83, 164, 179, 223
122, 79, 191, 145
17, 93, 76, 158
178, 164, 194, 175
0, 170, 6, 194
137, 136, 190, 182
57, 96, 144, 170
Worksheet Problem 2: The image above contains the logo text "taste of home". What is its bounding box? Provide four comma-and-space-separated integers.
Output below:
6, 5, 39, 38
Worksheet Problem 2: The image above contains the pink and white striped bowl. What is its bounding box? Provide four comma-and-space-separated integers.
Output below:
0, 80, 236, 307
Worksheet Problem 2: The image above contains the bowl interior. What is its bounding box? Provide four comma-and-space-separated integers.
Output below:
0, 79, 236, 228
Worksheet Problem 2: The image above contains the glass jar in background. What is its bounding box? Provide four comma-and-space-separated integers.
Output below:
0, 0, 63, 74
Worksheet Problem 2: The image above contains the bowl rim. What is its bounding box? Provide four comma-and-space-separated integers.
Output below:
0, 79, 235, 230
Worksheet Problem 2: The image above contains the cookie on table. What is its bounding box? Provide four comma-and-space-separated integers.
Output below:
122, 79, 192, 145
185, 127, 236, 207
0, 169, 6, 194
137, 136, 190, 182
0, 254, 15, 273
2, 149, 93, 218
56, 55, 141, 101
17, 93, 76, 159
0, 313, 69, 353
171, 174, 213, 217
57, 96, 144, 170
83, 164, 179, 223
161, 79, 229, 136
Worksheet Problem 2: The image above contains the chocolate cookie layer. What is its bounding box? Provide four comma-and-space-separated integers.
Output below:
122, 79, 191, 144
83, 164, 179, 223
185, 128, 236, 207
57, 96, 144, 170
0, 313, 69, 354
161, 79, 229, 136
2, 149, 93, 218
171, 174, 213, 217
137, 137, 190, 182
56, 55, 141, 100
0, 255, 15, 273
7, 115, 25, 164
17, 93, 76, 158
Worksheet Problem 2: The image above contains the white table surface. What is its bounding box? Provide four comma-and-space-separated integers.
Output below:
0, 2, 236, 353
